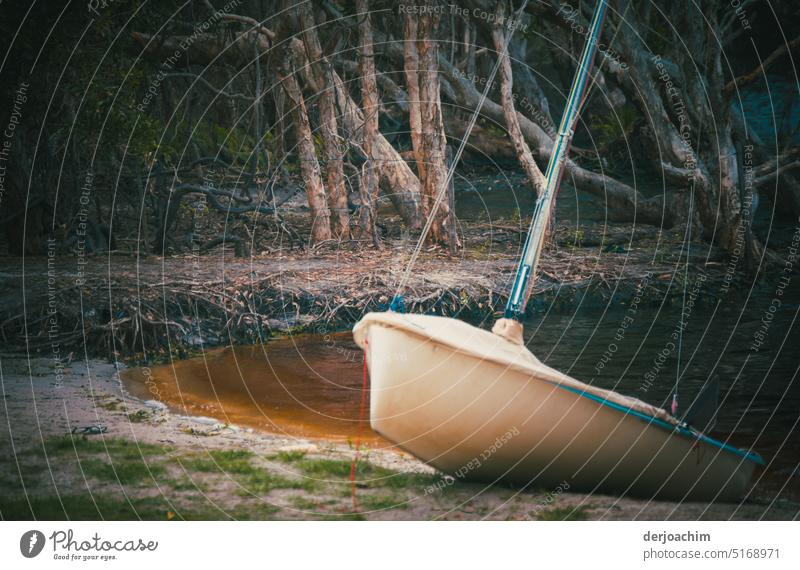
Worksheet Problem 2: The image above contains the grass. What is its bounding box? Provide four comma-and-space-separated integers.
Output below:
14, 437, 173, 487
238, 469, 317, 495
174, 449, 317, 493
2, 438, 441, 520
0, 494, 178, 520
170, 476, 209, 492
272, 450, 307, 462
38, 436, 168, 458
80, 457, 166, 486
318, 512, 366, 521
536, 506, 590, 521
50, 437, 170, 486
289, 496, 326, 511
179, 450, 255, 474
275, 455, 438, 490
0, 493, 283, 521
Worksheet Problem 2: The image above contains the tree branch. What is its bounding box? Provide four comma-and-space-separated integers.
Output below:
723, 36, 800, 96
163, 72, 255, 100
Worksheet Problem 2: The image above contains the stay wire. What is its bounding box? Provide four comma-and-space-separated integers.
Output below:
392, 0, 530, 302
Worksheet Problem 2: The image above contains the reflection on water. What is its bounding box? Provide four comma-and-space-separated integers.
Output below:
525, 293, 800, 472
123, 335, 376, 443
124, 289, 799, 470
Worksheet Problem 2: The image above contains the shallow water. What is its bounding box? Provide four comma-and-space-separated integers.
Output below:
525, 291, 800, 472
124, 285, 800, 471
124, 334, 378, 444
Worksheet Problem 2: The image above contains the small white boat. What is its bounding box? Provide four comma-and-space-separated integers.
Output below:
354, 0, 761, 502
353, 312, 763, 501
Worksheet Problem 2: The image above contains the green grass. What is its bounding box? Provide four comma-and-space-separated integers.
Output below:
15, 437, 173, 487
0, 493, 283, 521
315, 511, 366, 521
272, 450, 307, 462
80, 458, 166, 486
2, 458, 50, 484
0, 493, 177, 520
39, 436, 168, 458
179, 450, 255, 474
290, 457, 438, 490
169, 476, 209, 492
536, 506, 589, 521
238, 469, 317, 495
288, 496, 333, 511
4, 439, 439, 519
174, 449, 318, 494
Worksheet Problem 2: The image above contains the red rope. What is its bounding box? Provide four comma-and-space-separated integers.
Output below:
349, 340, 369, 511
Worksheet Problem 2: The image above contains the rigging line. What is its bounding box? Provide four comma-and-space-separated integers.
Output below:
674, 186, 692, 416
392, 0, 530, 302
674, 112, 703, 417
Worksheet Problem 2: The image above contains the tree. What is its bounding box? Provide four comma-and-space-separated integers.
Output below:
276, 41, 332, 243
491, 0, 546, 198
298, 3, 350, 239
416, 0, 455, 246
355, 0, 382, 246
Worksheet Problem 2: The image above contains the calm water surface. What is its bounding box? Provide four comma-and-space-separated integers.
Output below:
124, 290, 799, 474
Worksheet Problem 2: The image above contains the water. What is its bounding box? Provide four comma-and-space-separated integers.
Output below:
739, 75, 799, 146
124, 289, 800, 477
453, 171, 605, 222
525, 293, 800, 473
124, 335, 377, 443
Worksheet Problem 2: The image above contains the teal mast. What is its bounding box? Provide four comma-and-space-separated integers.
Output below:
504, 0, 609, 320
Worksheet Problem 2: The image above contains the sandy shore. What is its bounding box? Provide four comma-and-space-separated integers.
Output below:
1, 355, 797, 521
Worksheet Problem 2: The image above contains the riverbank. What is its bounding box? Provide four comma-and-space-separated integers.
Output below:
1, 356, 797, 521
0, 220, 774, 360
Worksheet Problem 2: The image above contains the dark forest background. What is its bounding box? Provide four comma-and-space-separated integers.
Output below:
0, 0, 798, 270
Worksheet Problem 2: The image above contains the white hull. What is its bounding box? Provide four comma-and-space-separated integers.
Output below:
354, 313, 761, 502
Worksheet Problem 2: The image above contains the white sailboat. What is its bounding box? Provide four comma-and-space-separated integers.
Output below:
353, 0, 762, 501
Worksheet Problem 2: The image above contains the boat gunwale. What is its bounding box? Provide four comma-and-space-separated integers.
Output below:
550, 382, 765, 466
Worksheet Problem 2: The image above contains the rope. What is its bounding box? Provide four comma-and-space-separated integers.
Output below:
673, 183, 694, 417
673, 109, 703, 418
392, 0, 530, 304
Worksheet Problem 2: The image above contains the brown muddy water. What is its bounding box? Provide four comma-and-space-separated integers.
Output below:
123, 334, 377, 444
123, 287, 800, 485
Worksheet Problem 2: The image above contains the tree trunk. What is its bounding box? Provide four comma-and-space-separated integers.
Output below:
298, 4, 350, 239
130, 30, 423, 230
355, 0, 381, 247
491, 1, 546, 198
277, 45, 331, 243
509, 36, 555, 135
403, 13, 426, 184
328, 68, 423, 229
436, 54, 668, 225
417, 2, 454, 246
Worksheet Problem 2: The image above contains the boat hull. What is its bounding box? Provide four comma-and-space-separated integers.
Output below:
361, 319, 759, 502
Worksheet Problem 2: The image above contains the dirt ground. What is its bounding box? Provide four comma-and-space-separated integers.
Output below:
0, 221, 746, 360
1, 356, 796, 521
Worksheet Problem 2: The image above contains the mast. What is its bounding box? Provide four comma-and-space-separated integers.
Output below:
503, 0, 609, 320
